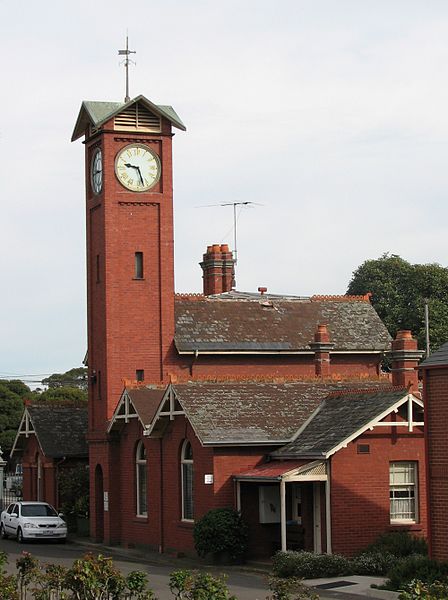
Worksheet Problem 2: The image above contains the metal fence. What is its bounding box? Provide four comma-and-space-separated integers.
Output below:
1, 470, 23, 511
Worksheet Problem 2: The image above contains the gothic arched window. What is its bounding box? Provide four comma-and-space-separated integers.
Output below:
136, 441, 148, 517
181, 440, 194, 521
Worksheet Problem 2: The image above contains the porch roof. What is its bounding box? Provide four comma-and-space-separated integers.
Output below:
234, 459, 327, 482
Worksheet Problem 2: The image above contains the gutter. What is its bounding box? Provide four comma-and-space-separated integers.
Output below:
177, 350, 385, 356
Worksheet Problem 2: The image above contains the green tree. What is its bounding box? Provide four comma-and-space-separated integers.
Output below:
34, 386, 87, 405
347, 254, 448, 353
41, 367, 88, 391
0, 380, 30, 453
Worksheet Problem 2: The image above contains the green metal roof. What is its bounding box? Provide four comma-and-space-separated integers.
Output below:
71, 94, 186, 141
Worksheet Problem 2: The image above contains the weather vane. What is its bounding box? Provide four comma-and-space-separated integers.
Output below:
118, 34, 136, 102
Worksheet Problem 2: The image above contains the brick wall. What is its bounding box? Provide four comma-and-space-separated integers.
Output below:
175, 353, 381, 381
424, 367, 448, 560
331, 426, 427, 556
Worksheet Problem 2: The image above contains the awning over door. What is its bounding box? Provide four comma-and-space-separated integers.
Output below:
234, 460, 330, 554
234, 460, 327, 483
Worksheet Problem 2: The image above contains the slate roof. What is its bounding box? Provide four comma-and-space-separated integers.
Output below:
26, 406, 88, 458
272, 388, 409, 459
126, 387, 166, 425
174, 293, 391, 353
71, 95, 186, 141
420, 341, 448, 368
169, 381, 390, 445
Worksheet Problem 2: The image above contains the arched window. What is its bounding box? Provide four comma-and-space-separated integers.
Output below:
136, 441, 147, 517
181, 440, 194, 521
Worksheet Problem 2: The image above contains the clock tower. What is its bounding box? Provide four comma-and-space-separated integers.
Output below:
72, 96, 185, 542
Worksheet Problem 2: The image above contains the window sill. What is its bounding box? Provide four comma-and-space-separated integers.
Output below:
179, 520, 194, 529
133, 516, 148, 524
389, 522, 422, 532
132, 278, 145, 281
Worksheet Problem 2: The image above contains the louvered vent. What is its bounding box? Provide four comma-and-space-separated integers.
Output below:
114, 103, 161, 132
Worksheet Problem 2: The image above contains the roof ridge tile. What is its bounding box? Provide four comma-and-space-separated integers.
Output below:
326, 385, 407, 398
311, 293, 372, 303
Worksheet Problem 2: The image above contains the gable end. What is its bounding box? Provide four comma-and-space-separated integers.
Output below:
114, 102, 161, 132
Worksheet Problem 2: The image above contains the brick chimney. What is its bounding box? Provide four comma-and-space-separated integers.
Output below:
200, 244, 235, 295
310, 324, 334, 378
389, 330, 424, 390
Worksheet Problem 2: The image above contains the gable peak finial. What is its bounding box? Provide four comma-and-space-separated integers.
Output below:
118, 33, 136, 103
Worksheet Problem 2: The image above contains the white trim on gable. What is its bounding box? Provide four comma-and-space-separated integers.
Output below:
144, 385, 186, 439
10, 408, 42, 457
107, 389, 143, 433
325, 393, 424, 459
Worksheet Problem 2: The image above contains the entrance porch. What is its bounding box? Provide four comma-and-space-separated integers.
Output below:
234, 460, 330, 558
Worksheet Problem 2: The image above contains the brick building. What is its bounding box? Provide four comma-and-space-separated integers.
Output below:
71, 94, 426, 557
420, 343, 448, 560
10, 406, 88, 509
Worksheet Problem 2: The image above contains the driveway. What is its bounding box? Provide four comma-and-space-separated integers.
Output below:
0, 537, 391, 599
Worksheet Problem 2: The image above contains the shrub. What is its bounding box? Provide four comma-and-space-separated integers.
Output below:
169, 569, 237, 600
399, 579, 448, 599
31, 563, 68, 600
64, 553, 126, 599
364, 531, 428, 558
0, 551, 18, 600
193, 508, 248, 562
384, 555, 448, 591
272, 551, 351, 579
352, 550, 397, 576
266, 576, 319, 600
126, 571, 155, 599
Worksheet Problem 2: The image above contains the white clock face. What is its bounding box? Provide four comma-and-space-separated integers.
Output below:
115, 143, 161, 192
91, 148, 102, 195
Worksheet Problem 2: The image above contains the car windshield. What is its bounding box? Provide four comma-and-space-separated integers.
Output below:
21, 504, 58, 517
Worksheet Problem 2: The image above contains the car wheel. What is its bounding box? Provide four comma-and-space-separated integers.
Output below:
17, 528, 24, 543
0, 524, 7, 540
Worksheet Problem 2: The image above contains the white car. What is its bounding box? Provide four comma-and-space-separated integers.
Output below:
0, 501, 67, 542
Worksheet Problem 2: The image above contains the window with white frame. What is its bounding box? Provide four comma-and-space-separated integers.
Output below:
181, 440, 194, 521
390, 462, 418, 523
136, 441, 148, 517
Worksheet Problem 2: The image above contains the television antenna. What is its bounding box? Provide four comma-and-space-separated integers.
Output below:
118, 34, 136, 102
196, 201, 262, 264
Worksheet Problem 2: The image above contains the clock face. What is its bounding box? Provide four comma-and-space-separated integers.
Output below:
115, 143, 161, 192
91, 148, 103, 195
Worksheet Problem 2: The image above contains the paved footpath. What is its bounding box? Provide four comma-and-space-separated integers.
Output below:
0, 536, 397, 600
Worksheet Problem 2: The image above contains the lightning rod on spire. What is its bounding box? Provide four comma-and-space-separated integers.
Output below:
118, 34, 136, 102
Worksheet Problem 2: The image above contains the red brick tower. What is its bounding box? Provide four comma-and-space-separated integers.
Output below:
72, 96, 185, 542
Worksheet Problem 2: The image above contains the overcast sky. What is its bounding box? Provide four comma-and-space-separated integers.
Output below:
1, 0, 447, 386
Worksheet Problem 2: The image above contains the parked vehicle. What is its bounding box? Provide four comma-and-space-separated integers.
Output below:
0, 501, 67, 542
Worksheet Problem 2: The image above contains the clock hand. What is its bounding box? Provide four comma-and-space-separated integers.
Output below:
136, 166, 144, 185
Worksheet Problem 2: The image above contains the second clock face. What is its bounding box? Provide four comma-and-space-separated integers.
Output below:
115, 143, 161, 192
91, 148, 103, 195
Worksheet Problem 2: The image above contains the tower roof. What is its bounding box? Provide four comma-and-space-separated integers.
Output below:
71, 94, 186, 141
